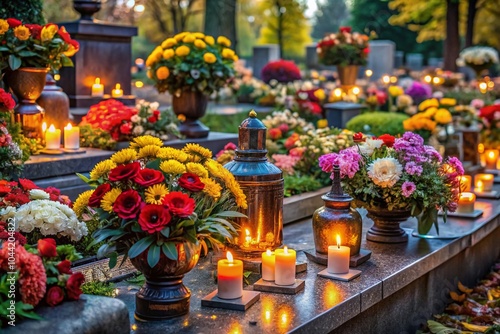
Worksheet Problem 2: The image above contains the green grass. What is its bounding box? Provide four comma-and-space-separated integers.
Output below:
346, 111, 409, 136
201, 111, 272, 133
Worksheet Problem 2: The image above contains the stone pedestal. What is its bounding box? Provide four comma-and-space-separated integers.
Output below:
406, 53, 424, 71
367, 40, 395, 80
324, 102, 362, 129
58, 20, 137, 108
306, 44, 318, 69
252, 44, 280, 79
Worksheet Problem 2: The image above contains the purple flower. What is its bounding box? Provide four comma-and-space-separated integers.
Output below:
405, 81, 432, 103
319, 153, 338, 173
404, 162, 423, 176
447, 157, 464, 175
401, 181, 416, 197
318, 148, 362, 179
424, 145, 443, 163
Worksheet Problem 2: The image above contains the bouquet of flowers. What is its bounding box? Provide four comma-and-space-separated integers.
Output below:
0, 18, 79, 72
261, 60, 302, 84
477, 103, 500, 149
316, 26, 370, 66
456, 46, 499, 76
74, 135, 247, 268
319, 132, 463, 234
146, 32, 237, 96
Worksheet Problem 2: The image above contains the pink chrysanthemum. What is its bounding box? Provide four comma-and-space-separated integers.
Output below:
401, 181, 416, 197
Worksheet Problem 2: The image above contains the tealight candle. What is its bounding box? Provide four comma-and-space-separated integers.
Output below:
91, 77, 104, 97
458, 175, 472, 192
111, 83, 123, 98
45, 124, 61, 150
64, 123, 80, 149
217, 251, 243, 299
457, 192, 476, 214
275, 246, 296, 286
474, 173, 494, 192
327, 235, 350, 274
261, 249, 275, 281
484, 149, 499, 170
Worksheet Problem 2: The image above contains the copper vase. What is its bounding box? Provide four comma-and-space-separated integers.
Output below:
366, 207, 411, 243
172, 90, 209, 138
337, 65, 358, 88
4, 67, 48, 139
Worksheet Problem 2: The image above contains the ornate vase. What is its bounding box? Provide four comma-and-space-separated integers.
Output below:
172, 90, 209, 138
4, 67, 48, 139
337, 65, 359, 88
73, 0, 102, 20
129, 241, 201, 321
365, 207, 412, 243
36, 74, 70, 131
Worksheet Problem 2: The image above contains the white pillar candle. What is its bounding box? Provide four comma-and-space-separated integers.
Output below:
474, 174, 494, 192
457, 192, 476, 214
217, 251, 243, 299
111, 83, 123, 98
275, 246, 296, 286
64, 123, 80, 149
484, 149, 499, 170
261, 249, 275, 281
45, 124, 61, 150
327, 235, 350, 274
91, 77, 104, 97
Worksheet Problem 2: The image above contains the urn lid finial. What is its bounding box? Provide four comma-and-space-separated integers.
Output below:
327, 165, 353, 202
236, 109, 267, 155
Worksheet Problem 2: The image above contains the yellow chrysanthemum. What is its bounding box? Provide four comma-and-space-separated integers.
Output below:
146, 55, 157, 67
41, 24, 58, 42
162, 49, 175, 60
221, 48, 235, 59
90, 159, 117, 180
422, 107, 438, 118
186, 162, 209, 178
434, 109, 453, 124
193, 32, 205, 39
204, 159, 223, 178
313, 89, 326, 101
156, 66, 170, 80
175, 45, 190, 57
204, 35, 215, 45
101, 188, 123, 212
203, 52, 217, 64
138, 145, 161, 159
14, 26, 30, 41
153, 46, 163, 59
183, 143, 212, 160
233, 55, 239, 62
157, 147, 188, 162
147, 70, 153, 79
201, 177, 222, 200
226, 179, 247, 209
0, 20, 9, 34
145, 184, 169, 204
388, 86, 404, 97
161, 38, 177, 49
131, 135, 164, 149
194, 39, 206, 49
217, 36, 231, 47
182, 34, 196, 43
73, 190, 94, 217
111, 148, 138, 164
418, 98, 439, 111
160, 159, 186, 175
317, 119, 328, 129
440, 98, 457, 107
174, 32, 188, 42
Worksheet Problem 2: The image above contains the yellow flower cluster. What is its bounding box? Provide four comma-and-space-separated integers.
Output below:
388, 85, 404, 97
418, 98, 454, 125
403, 114, 437, 132
13, 26, 30, 41
0, 20, 9, 34
418, 98, 439, 112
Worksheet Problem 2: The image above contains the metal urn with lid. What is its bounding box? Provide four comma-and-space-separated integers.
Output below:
224, 111, 284, 256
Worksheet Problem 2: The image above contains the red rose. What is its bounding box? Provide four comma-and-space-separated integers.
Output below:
178, 173, 205, 192
7, 18, 22, 28
134, 169, 165, 187
340, 26, 352, 33
163, 192, 195, 217
25, 24, 42, 39
378, 134, 395, 147
18, 178, 39, 190
138, 204, 172, 234
57, 259, 73, 274
38, 238, 57, 258
113, 189, 143, 219
66, 272, 85, 300
109, 162, 141, 182
268, 128, 282, 140
45, 286, 65, 307
88, 183, 111, 207
0, 89, 16, 110
363, 48, 370, 55
353, 132, 364, 143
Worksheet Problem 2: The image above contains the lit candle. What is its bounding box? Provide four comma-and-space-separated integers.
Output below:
475, 174, 494, 192
275, 246, 296, 286
45, 124, 61, 150
458, 175, 472, 192
91, 77, 104, 97
457, 192, 476, 214
217, 251, 243, 299
64, 123, 80, 149
382, 75, 390, 85
327, 235, 350, 274
484, 149, 499, 170
261, 249, 275, 282
111, 83, 123, 98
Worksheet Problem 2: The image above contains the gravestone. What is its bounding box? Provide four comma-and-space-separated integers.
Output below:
324, 102, 363, 129
394, 51, 404, 69
406, 53, 424, 71
367, 40, 395, 80
428, 57, 443, 68
306, 44, 319, 69
252, 45, 280, 79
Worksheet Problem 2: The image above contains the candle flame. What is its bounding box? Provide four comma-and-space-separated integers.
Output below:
115, 83, 121, 90
488, 151, 496, 159
65, 123, 72, 130
284, 246, 288, 255
336, 234, 341, 248
42, 122, 47, 132
95, 77, 101, 84
226, 251, 233, 263
48, 124, 56, 132
266, 249, 272, 256
245, 229, 250, 236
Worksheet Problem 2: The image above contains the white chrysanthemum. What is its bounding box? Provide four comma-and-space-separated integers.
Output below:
133, 125, 144, 136
359, 138, 384, 156
29, 189, 50, 200
367, 158, 403, 188
0, 206, 16, 221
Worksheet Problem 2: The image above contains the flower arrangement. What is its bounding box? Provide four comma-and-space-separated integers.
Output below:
319, 132, 463, 234
456, 46, 499, 75
316, 26, 370, 66
146, 32, 238, 96
477, 103, 500, 149
0, 18, 79, 72
74, 135, 247, 268
260, 60, 302, 84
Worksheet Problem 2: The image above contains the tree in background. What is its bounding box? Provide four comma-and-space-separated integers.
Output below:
0, 0, 45, 24
257, 0, 312, 59
205, 0, 237, 51
312, 0, 349, 40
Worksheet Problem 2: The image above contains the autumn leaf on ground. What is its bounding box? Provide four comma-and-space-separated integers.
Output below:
450, 291, 466, 302
461, 322, 489, 332
458, 281, 473, 294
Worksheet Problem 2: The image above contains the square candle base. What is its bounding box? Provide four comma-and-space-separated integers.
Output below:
474, 190, 500, 199
304, 249, 371, 267
253, 278, 305, 294
61, 148, 87, 154
201, 290, 260, 311
317, 268, 361, 282
439, 209, 483, 219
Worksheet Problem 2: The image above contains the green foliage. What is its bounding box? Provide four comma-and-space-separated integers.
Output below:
284, 174, 323, 197
346, 112, 408, 136
81, 281, 116, 297
200, 111, 261, 133
443, 90, 498, 105
0, 0, 45, 24
79, 124, 117, 150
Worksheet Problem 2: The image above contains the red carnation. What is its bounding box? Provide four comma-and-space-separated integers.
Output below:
163, 192, 196, 217
57, 259, 72, 274
138, 204, 172, 234
479, 104, 500, 122
38, 238, 57, 258
268, 128, 282, 140
340, 26, 352, 33
178, 173, 205, 192
120, 122, 133, 135
88, 183, 111, 207
45, 286, 65, 307
18, 178, 39, 190
113, 189, 143, 219
109, 162, 141, 182
0, 89, 16, 110
7, 18, 22, 28
353, 132, 364, 143
134, 169, 165, 187
66, 272, 85, 300
378, 134, 395, 148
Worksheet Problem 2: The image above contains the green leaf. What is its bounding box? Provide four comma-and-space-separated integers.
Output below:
162, 242, 178, 260
108, 252, 118, 269
76, 172, 90, 183
160, 226, 170, 238
418, 207, 438, 235
147, 244, 160, 268
128, 236, 155, 258
8, 55, 21, 71
426, 320, 459, 334
146, 159, 161, 170
60, 55, 74, 67
215, 211, 247, 218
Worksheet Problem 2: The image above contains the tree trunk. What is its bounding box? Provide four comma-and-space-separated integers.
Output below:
276, 1, 284, 58
204, 0, 237, 50
443, 0, 460, 71
465, 0, 477, 48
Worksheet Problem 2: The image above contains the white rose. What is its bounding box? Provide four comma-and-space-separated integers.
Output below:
30, 189, 50, 200
359, 138, 384, 156
367, 158, 403, 188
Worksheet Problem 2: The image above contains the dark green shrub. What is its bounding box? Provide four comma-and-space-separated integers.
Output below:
0, 0, 45, 24
346, 112, 408, 136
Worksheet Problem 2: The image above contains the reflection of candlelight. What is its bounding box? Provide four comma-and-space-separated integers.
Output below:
261, 296, 273, 325
322, 280, 341, 309
277, 304, 294, 332
457, 192, 476, 213
458, 175, 472, 192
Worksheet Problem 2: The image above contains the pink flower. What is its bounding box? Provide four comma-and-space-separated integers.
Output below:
402, 181, 416, 197
272, 154, 300, 175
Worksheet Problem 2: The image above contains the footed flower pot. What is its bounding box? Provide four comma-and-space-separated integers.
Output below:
366, 207, 411, 243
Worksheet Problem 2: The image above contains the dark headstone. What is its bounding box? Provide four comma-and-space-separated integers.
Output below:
324, 102, 363, 129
